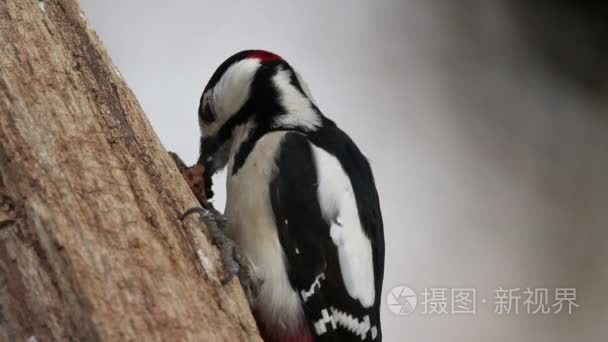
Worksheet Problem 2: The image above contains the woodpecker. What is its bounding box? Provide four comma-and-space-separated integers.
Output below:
191, 50, 385, 341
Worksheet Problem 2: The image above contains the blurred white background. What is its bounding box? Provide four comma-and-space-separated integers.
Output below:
79, 1, 608, 341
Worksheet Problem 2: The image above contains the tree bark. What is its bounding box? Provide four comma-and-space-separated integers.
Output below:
0, 0, 260, 341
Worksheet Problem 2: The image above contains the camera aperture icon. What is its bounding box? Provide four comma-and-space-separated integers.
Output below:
387, 285, 417, 316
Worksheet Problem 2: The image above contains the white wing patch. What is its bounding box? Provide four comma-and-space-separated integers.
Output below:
310, 145, 376, 308
314, 307, 378, 340
300, 273, 326, 302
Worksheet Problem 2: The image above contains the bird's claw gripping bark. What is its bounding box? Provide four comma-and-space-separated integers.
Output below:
181, 206, 254, 287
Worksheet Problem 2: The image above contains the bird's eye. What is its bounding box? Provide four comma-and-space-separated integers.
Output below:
199, 96, 216, 123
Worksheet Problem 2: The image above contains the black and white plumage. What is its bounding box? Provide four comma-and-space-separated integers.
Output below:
197, 50, 385, 342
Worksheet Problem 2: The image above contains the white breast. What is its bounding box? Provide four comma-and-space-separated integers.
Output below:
224, 131, 305, 334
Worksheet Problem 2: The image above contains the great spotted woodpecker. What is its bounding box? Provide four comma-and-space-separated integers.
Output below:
188, 50, 385, 342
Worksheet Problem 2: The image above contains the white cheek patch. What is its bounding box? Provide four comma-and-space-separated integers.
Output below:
310, 144, 376, 308
213, 58, 261, 121
200, 58, 261, 139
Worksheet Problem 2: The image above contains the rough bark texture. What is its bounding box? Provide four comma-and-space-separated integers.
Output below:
0, 0, 261, 341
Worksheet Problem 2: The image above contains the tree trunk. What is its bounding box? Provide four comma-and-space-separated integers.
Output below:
0, 0, 260, 341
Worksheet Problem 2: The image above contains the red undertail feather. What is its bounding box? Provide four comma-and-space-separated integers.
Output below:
255, 315, 313, 342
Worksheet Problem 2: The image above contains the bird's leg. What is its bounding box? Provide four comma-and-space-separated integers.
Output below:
181, 206, 238, 284
181, 206, 261, 299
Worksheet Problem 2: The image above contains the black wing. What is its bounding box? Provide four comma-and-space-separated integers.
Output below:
269, 131, 384, 341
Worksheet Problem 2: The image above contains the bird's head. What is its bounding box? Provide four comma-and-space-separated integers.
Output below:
197, 50, 319, 174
